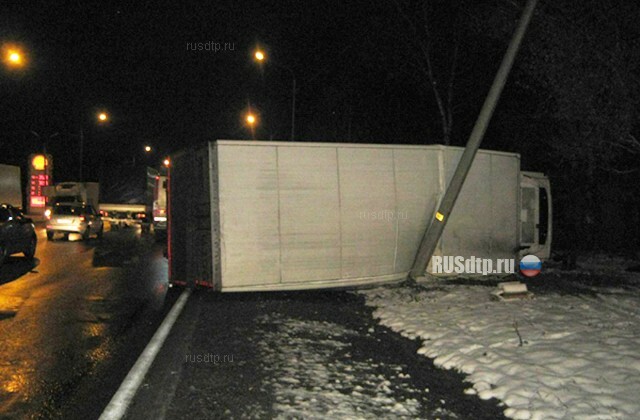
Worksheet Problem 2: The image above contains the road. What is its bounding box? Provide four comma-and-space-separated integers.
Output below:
0, 224, 506, 419
0, 224, 177, 419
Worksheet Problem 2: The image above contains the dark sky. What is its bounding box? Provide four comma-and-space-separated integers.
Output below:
0, 0, 500, 182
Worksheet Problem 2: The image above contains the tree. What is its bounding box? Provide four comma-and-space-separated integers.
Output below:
486, 0, 640, 250
392, 0, 465, 145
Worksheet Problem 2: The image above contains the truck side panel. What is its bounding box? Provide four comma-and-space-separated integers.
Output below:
338, 147, 397, 278
392, 148, 441, 271
440, 149, 519, 261
217, 145, 281, 286
278, 146, 342, 282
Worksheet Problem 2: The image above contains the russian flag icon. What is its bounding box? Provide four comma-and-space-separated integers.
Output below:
520, 255, 542, 277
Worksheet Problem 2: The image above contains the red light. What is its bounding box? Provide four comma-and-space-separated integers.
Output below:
79, 215, 85, 222
30, 196, 45, 207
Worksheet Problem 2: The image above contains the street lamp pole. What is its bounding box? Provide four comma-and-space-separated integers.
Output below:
290, 77, 296, 141
77, 111, 108, 182
254, 50, 296, 141
79, 128, 84, 181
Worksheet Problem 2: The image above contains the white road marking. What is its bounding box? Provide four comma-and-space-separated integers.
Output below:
99, 288, 191, 420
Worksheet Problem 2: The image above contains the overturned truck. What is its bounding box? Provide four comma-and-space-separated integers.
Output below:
168, 140, 551, 291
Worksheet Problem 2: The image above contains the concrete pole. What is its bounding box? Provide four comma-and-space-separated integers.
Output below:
410, 0, 539, 279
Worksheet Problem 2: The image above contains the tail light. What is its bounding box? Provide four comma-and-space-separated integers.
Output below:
79, 215, 85, 222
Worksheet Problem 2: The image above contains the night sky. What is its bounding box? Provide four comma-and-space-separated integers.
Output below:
2, 0, 473, 182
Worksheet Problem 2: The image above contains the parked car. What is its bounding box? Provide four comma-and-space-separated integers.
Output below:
46, 204, 103, 241
0, 204, 37, 267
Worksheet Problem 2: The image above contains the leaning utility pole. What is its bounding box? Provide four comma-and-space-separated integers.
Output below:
410, 0, 539, 279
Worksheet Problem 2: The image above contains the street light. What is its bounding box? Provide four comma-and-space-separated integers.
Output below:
163, 158, 170, 167
144, 145, 152, 153
253, 49, 296, 141
8, 51, 21, 64
98, 112, 108, 122
2, 44, 26, 69
245, 111, 258, 140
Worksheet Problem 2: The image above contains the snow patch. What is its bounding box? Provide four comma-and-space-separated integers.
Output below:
361, 283, 640, 419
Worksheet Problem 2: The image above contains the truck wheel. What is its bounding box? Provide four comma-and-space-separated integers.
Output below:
46, 230, 54, 241
63, 233, 70, 241
24, 236, 36, 259
82, 227, 90, 241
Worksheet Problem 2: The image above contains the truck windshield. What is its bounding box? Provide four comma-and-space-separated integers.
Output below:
52, 197, 79, 205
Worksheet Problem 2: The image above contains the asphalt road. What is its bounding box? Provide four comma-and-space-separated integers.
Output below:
127, 291, 506, 419
0, 224, 178, 419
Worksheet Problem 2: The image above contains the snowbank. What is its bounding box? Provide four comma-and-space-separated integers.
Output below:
362, 283, 640, 419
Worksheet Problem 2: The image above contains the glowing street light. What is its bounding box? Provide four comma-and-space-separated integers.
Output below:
144, 145, 152, 153
2, 45, 26, 69
254, 50, 265, 61
245, 110, 258, 140
163, 158, 170, 167
98, 112, 108, 122
8, 51, 21, 64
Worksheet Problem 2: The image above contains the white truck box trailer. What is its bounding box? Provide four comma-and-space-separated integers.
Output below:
43, 182, 100, 208
0, 164, 22, 209
168, 140, 551, 291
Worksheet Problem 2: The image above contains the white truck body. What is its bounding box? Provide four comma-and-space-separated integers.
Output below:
152, 175, 167, 233
169, 140, 551, 291
0, 164, 22, 209
44, 182, 99, 208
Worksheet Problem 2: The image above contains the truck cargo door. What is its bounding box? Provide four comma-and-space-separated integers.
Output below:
520, 172, 552, 259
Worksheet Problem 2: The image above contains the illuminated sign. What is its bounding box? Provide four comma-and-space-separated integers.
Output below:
30, 195, 46, 208
32, 155, 48, 171
27, 154, 53, 214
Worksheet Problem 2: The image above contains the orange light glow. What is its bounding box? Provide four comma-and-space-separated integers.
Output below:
254, 50, 265, 61
3, 44, 26, 68
98, 112, 108, 122
8, 51, 21, 64
163, 158, 170, 167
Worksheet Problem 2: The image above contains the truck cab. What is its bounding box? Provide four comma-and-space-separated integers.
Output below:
520, 171, 552, 260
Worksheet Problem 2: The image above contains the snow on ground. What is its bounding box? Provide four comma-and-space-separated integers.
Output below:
256, 313, 455, 419
361, 279, 640, 420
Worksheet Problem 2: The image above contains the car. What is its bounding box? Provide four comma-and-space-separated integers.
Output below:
0, 204, 37, 267
46, 203, 103, 241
